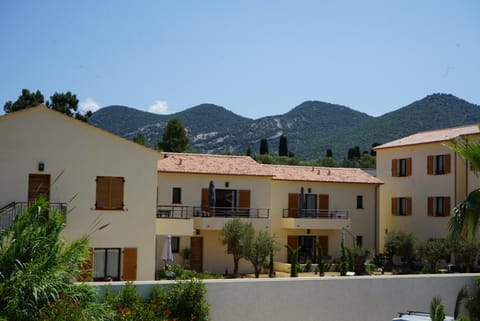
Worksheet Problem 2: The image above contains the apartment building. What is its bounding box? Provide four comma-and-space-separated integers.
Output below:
374, 124, 480, 250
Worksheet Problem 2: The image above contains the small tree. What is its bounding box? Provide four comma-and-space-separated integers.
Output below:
384, 231, 417, 272
259, 138, 269, 155
133, 133, 147, 146
430, 296, 446, 321
417, 238, 449, 273
286, 245, 299, 277
159, 118, 189, 152
242, 229, 277, 278
220, 219, 252, 276
278, 135, 288, 157
326, 149, 333, 158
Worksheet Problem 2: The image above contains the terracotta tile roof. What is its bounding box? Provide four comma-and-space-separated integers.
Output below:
374, 124, 480, 150
265, 164, 383, 184
158, 153, 273, 176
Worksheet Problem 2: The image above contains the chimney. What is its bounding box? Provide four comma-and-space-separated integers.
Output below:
311, 166, 315, 172
328, 169, 331, 175
317, 169, 321, 175
178, 159, 183, 165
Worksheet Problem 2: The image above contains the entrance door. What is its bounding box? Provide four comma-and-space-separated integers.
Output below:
190, 237, 203, 272
28, 174, 51, 202
318, 235, 329, 257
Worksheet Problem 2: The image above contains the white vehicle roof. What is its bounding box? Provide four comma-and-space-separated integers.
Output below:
392, 311, 454, 321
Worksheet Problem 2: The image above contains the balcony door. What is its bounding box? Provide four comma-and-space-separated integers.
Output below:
28, 174, 50, 202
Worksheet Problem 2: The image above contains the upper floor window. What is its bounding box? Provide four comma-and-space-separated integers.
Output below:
427, 196, 451, 217
392, 158, 412, 177
356, 195, 364, 209
95, 176, 125, 210
391, 197, 412, 216
172, 187, 182, 204
427, 154, 451, 175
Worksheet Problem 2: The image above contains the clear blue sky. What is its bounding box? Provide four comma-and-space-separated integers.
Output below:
1, 1, 479, 119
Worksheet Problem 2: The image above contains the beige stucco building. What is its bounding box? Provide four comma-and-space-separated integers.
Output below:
375, 124, 480, 251
156, 152, 382, 274
0, 106, 159, 281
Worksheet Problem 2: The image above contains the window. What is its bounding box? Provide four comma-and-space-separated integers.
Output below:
392, 197, 412, 216
392, 158, 412, 177
171, 236, 180, 253
356, 195, 364, 209
427, 154, 451, 175
355, 235, 363, 248
428, 197, 451, 217
172, 187, 182, 204
93, 248, 121, 281
95, 176, 125, 210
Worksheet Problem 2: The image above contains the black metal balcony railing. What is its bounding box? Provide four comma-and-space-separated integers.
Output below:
156, 205, 194, 219
156, 205, 270, 219
0, 201, 68, 230
282, 208, 349, 219
193, 207, 270, 219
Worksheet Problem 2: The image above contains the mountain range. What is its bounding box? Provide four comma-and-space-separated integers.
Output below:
89, 93, 480, 160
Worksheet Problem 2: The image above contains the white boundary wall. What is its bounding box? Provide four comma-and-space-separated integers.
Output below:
91, 274, 478, 321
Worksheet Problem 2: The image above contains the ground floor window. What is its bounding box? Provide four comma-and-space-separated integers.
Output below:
93, 248, 121, 281
298, 236, 316, 263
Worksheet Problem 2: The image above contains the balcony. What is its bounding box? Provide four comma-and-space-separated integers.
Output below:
0, 201, 67, 230
193, 207, 270, 230
281, 209, 350, 230
156, 205, 194, 235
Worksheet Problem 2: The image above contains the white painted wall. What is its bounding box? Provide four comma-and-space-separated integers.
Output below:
0, 107, 159, 280
92, 274, 477, 321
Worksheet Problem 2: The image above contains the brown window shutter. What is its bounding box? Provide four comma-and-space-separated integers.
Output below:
445, 197, 451, 216
201, 188, 209, 211
427, 156, 434, 175
318, 236, 329, 257
391, 198, 397, 215
122, 247, 137, 281
392, 159, 398, 177
287, 235, 298, 262
238, 190, 251, 209
406, 158, 412, 176
427, 197, 434, 216
445, 154, 451, 174
78, 248, 93, 282
288, 193, 299, 217
319, 194, 329, 214
28, 174, 51, 202
110, 177, 124, 210
96, 177, 110, 209
238, 190, 251, 216
406, 198, 412, 216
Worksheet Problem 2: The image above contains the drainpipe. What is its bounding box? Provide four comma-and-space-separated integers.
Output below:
374, 184, 379, 254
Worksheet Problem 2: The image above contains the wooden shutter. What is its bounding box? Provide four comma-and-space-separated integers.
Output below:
406, 197, 412, 216
318, 235, 329, 257
391, 198, 397, 215
110, 177, 124, 210
238, 190, 251, 216
391, 159, 398, 177
201, 188, 209, 211
28, 174, 51, 202
427, 156, 434, 175
444, 197, 451, 216
406, 158, 412, 176
190, 237, 203, 272
445, 154, 451, 174
78, 248, 93, 282
122, 248, 137, 281
287, 235, 298, 262
288, 193, 299, 218
319, 194, 329, 216
427, 197, 434, 216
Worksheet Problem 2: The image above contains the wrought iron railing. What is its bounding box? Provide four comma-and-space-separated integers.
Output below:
193, 207, 270, 219
156, 205, 194, 219
0, 201, 68, 230
282, 208, 349, 219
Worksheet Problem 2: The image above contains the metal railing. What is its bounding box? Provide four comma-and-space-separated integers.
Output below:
282, 208, 349, 219
156, 205, 194, 219
193, 207, 270, 219
0, 201, 68, 230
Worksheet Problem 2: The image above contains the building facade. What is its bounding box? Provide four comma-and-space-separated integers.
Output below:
375, 124, 480, 250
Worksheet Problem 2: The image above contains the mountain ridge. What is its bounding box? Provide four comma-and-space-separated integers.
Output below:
89, 93, 480, 160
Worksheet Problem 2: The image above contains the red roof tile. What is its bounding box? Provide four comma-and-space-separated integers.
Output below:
265, 164, 383, 184
158, 153, 272, 176
374, 124, 480, 150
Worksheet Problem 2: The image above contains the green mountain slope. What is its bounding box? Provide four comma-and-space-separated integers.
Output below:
89, 94, 480, 160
